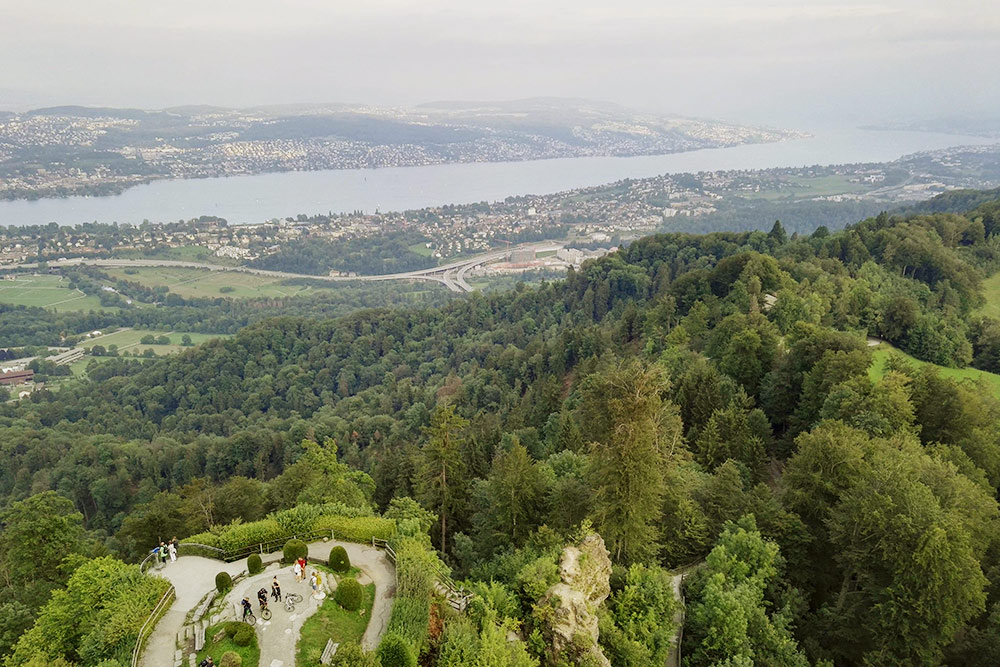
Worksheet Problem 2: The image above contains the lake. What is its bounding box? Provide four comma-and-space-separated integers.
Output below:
0, 128, 996, 227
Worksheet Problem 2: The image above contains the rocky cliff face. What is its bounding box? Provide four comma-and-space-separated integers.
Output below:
541, 533, 613, 667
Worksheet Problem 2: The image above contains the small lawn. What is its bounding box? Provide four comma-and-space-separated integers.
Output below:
295, 582, 375, 666
196, 622, 260, 667
869, 342, 1000, 399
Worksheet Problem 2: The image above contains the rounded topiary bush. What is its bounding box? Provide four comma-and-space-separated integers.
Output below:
328, 545, 350, 573
224, 621, 242, 637
282, 538, 308, 564
219, 651, 242, 667
215, 571, 232, 593
335, 577, 363, 611
233, 625, 254, 647
376, 633, 416, 667
247, 553, 263, 575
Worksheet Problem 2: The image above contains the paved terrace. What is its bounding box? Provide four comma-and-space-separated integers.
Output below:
140, 540, 395, 667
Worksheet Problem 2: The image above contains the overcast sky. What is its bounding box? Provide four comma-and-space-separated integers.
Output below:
2, 0, 998, 127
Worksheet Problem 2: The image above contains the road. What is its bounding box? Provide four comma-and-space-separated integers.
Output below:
8, 242, 565, 294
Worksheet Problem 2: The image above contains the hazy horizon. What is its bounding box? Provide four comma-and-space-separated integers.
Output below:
2, 0, 999, 128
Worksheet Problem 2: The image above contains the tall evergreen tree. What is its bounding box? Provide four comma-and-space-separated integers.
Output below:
415, 404, 470, 554
580, 361, 682, 563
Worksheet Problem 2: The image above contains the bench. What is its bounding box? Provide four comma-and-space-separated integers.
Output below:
320, 639, 340, 664
194, 622, 206, 652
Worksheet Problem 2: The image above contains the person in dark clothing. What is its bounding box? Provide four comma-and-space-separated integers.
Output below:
271, 576, 281, 601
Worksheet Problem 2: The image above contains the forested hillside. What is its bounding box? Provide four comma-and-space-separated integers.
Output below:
6, 195, 1000, 665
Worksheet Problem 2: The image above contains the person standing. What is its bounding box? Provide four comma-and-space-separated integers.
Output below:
296, 555, 307, 579
159, 542, 168, 567
167, 540, 177, 562
293, 559, 303, 582
271, 576, 281, 601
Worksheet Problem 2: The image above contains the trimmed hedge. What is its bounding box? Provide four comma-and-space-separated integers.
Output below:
283, 539, 308, 564
328, 546, 350, 573
314, 515, 396, 543
220, 651, 243, 667
217, 519, 286, 554
216, 571, 233, 593
376, 633, 417, 667
335, 577, 363, 611
247, 553, 263, 575
385, 535, 443, 654
180, 505, 395, 560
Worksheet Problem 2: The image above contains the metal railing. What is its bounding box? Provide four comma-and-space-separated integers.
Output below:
141, 531, 333, 572
220, 529, 331, 562
131, 585, 175, 667
372, 536, 472, 611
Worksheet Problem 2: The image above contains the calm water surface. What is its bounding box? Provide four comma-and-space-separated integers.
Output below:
0, 128, 996, 227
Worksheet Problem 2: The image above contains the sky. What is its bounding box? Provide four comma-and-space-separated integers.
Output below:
2, 0, 998, 127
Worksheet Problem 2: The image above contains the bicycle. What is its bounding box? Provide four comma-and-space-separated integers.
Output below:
259, 601, 272, 621
242, 610, 256, 625
283, 592, 303, 612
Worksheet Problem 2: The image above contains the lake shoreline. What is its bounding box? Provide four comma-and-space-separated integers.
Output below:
0, 128, 995, 228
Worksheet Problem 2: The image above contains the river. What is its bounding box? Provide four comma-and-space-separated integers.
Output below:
0, 128, 996, 227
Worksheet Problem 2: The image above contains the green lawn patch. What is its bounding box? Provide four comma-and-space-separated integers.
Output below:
0, 274, 113, 311
869, 342, 1000, 399
196, 622, 260, 667
296, 582, 375, 666
407, 242, 434, 257
974, 272, 1000, 321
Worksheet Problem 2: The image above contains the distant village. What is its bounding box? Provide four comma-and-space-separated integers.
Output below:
2, 144, 997, 273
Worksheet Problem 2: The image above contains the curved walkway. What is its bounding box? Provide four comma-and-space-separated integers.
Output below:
141, 540, 395, 667
141, 557, 245, 667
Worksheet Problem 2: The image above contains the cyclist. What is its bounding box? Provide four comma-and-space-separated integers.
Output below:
198, 658, 215, 667
257, 587, 269, 612
241, 597, 252, 622
271, 576, 281, 602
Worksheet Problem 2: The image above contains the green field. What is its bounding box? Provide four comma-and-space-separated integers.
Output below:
746, 174, 869, 201
407, 242, 435, 257
974, 272, 1000, 320
0, 274, 112, 311
869, 342, 1000, 398
103, 266, 323, 299
82, 328, 227, 356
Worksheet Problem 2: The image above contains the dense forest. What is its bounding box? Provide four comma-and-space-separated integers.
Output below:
0, 276, 453, 348
5, 192, 1000, 665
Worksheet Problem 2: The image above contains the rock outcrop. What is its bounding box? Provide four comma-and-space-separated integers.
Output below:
540, 533, 613, 667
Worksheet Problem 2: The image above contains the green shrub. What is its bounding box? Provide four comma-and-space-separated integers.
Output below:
384, 535, 441, 653
180, 532, 221, 550
224, 621, 242, 637
312, 515, 396, 543
376, 633, 417, 667
335, 577, 363, 611
331, 642, 378, 666
386, 597, 430, 650
247, 553, 263, 575
219, 651, 243, 667
233, 625, 254, 647
6, 557, 169, 667
215, 571, 233, 593
384, 497, 437, 534
283, 538, 308, 564
328, 546, 351, 572
271, 504, 324, 534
